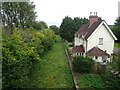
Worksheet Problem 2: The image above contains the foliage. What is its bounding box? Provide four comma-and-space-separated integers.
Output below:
2, 1, 36, 34
114, 43, 120, 47
100, 73, 120, 89
2, 28, 55, 88
60, 16, 88, 42
76, 73, 104, 88
73, 17, 88, 31
72, 56, 94, 73
114, 17, 120, 26
112, 17, 120, 42
112, 54, 120, 73
54, 35, 64, 43
39, 29, 55, 51
60, 16, 76, 42
28, 42, 74, 88
32, 21, 48, 30
49, 25, 59, 34
2, 30, 40, 88
76, 73, 120, 89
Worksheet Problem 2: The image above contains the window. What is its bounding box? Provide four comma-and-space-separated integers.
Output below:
99, 38, 103, 45
95, 56, 98, 59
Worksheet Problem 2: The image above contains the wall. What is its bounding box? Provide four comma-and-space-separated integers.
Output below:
74, 37, 87, 52
87, 24, 114, 55
75, 37, 83, 46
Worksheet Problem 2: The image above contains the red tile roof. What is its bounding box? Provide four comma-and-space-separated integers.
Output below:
86, 46, 109, 56
75, 20, 102, 39
72, 45, 85, 53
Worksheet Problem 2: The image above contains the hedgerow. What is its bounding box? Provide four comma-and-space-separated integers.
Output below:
2, 28, 55, 88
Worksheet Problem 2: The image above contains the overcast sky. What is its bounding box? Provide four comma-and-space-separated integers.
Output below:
31, 0, 120, 27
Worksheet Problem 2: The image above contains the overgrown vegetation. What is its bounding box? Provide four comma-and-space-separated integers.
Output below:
2, 28, 55, 88
75, 73, 104, 88
108, 54, 120, 74
27, 39, 74, 88
72, 56, 94, 73
75, 73, 120, 89
100, 73, 120, 89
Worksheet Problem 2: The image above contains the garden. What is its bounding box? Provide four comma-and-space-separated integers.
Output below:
72, 56, 120, 89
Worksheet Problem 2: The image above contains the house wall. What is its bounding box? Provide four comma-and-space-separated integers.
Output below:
75, 37, 87, 52
92, 56, 111, 62
87, 24, 114, 55
75, 37, 83, 46
92, 56, 102, 62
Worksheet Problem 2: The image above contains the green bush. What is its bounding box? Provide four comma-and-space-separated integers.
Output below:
72, 56, 94, 73
54, 35, 63, 43
78, 74, 104, 88
2, 28, 55, 88
100, 73, 120, 89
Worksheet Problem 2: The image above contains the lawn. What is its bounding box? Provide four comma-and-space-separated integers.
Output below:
28, 42, 74, 88
114, 43, 120, 48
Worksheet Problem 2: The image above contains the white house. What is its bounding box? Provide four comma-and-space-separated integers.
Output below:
72, 12, 117, 62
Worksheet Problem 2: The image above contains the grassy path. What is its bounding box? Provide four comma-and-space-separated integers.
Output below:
28, 42, 74, 88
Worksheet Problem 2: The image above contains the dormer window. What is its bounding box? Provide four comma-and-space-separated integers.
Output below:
99, 38, 103, 45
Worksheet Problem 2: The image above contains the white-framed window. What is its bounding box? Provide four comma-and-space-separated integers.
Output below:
99, 38, 103, 45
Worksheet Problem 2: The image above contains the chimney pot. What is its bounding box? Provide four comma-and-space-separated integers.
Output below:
89, 12, 98, 26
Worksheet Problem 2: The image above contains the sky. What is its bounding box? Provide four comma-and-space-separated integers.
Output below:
31, 0, 120, 27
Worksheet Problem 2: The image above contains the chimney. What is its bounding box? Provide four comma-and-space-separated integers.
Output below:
89, 12, 98, 23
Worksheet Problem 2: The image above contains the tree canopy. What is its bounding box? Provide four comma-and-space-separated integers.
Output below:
59, 16, 88, 42
32, 21, 48, 30
112, 17, 120, 42
2, 1, 36, 34
49, 25, 59, 34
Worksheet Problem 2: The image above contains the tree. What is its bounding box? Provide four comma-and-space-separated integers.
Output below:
49, 25, 59, 34
114, 17, 120, 26
112, 17, 120, 42
59, 16, 76, 42
32, 21, 48, 30
73, 17, 88, 30
59, 16, 88, 42
2, 1, 36, 34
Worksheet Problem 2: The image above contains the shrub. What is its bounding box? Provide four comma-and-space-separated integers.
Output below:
100, 73, 120, 89
2, 28, 55, 88
54, 35, 63, 43
78, 74, 104, 88
2, 30, 41, 88
72, 56, 94, 73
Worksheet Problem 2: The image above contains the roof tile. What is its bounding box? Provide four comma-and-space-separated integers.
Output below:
75, 21, 102, 39
86, 46, 109, 56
